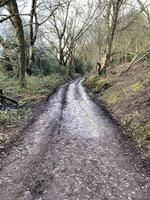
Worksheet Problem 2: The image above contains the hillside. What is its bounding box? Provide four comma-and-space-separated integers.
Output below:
85, 62, 150, 154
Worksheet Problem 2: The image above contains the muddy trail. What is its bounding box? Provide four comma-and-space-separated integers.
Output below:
0, 79, 150, 200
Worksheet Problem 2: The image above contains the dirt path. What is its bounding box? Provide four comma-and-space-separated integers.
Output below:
0, 79, 150, 200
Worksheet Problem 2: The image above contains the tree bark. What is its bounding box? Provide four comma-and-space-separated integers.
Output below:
99, 0, 112, 75
7, 0, 26, 87
100, 0, 125, 75
28, 45, 34, 68
28, 0, 37, 69
0, 0, 10, 7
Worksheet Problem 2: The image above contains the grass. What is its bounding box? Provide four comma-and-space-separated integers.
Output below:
0, 73, 69, 150
102, 91, 122, 105
84, 74, 100, 88
0, 108, 31, 126
136, 122, 150, 144
85, 74, 109, 92
84, 65, 150, 154
130, 82, 143, 92
94, 78, 109, 93
0, 73, 69, 104
0, 132, 7, 151
124, 120, 150, 153
122, 111, 140, 131
0, 108, 31, 151
85, 74, 122, 105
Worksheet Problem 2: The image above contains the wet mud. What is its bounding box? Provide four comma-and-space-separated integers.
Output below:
0, 79, 150, 200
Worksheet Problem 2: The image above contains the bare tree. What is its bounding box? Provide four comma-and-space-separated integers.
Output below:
99, 0, 127, 75
48, 0, 100, 70
28, 0, 60, 69
137, 0, 150, 27
120, 0, 150, 73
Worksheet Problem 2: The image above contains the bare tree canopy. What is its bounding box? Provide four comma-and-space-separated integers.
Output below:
0, 0, 150, 83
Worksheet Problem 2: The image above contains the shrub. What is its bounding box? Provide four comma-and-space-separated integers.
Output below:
94, 78, 109, 93
84, 74, 99, 88
0, 73, 68, 104
0, 108, 31, 126
73, 58, 92, 75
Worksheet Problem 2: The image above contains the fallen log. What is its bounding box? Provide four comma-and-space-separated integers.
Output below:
119, 50, 150, 76
0, 89, 18, 107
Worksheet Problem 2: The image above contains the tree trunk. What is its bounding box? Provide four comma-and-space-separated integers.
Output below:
28, 45, 34, 68
100, 44, 111, 76
99, 0, 124, 76
7, 0, 26, 87
28, 0, 38, 71
99, 0, 112, 75
14, 65, 20, 78
69, 49, 75, 75
59, 52, 64, 66
58, 38, 64, 66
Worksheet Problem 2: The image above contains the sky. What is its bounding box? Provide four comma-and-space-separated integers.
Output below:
0, 0, 150, 37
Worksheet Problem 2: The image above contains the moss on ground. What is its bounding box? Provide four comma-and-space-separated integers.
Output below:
84, 74, 100, 88
134, 122, 150, 144
116, 109, 150, 150
102, 91, 122, 105
94, 78, 109, 93
130, 82, 143, 92
84, 67, 150, 154
85, 74, 109, 92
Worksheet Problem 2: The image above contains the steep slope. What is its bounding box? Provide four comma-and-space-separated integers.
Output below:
85, 62, 150, 154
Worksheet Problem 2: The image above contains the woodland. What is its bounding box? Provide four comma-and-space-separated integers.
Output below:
0, 0, 150, 85
0, 0, 150, 151
0, 1, 150, 199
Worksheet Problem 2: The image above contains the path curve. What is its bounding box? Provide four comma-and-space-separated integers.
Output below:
0, 79, 150, 200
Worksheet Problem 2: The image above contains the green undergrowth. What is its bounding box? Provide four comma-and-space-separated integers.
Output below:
0, 108, 32, 150
130, 82, 143, 92
85, 74, 122, 105
122, 112, 150, 152
102, 91, 122, 105
0, 108, 31, 126
0, 73, 69, 104
85, 74, 109, 92
0, 73, 69, 147
0, 133, 7, 152
84, 71, 150, 154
